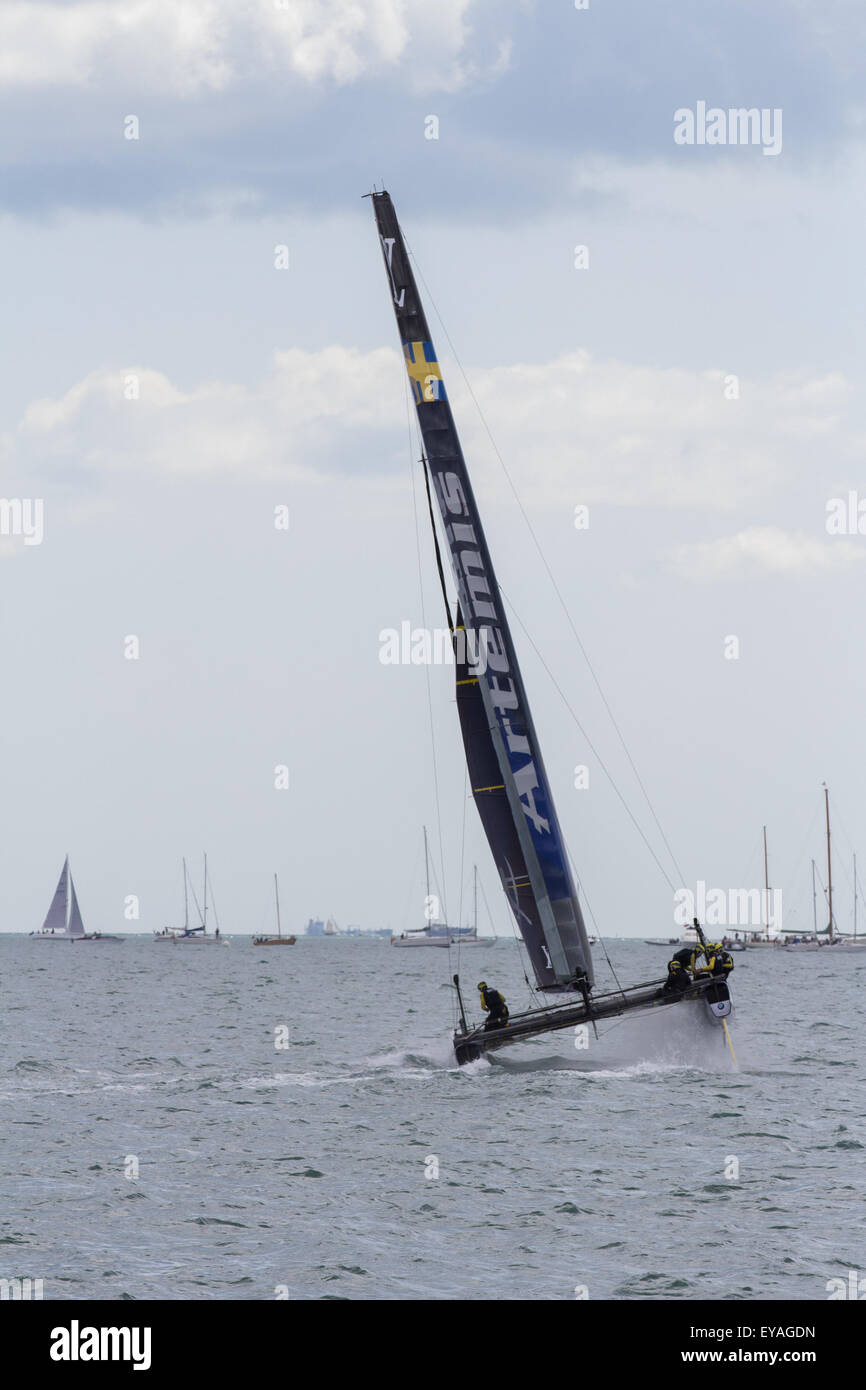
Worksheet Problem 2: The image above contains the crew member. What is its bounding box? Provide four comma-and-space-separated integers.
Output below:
477, 981, 509, 1031
703, 943, 734, 978
661, 956, 692, 994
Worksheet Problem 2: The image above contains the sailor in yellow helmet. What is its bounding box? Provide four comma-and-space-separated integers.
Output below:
477, 981, 509, 1031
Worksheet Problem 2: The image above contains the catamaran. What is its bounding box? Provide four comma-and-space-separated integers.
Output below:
370, 189, 733, 1063
154, 855, 227, 944
30, 856, 123, 942
252, 874, 296, 945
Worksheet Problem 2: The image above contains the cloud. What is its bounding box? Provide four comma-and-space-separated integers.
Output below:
7, 348, 404, 485
5, 346, 859, 528
457, 356, 854, 512
0, 0, 860, 219
668, 526, 865, 582
0, 0, 479, 96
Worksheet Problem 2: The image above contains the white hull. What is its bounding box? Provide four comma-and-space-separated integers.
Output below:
390, 930, 494, 948
785, 938, 845, 952
31, 933, 123, 943
391, 935, 451, 948
153, 932, 227, 945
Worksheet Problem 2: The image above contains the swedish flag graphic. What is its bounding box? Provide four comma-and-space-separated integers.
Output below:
403, 341, 446, 404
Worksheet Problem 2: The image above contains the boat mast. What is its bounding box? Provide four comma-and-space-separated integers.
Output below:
203, 853, 208, 931
473, 864, 478, 935
275, 873, 282, 938
824, 785, 833, 939
183, 858, 189, 931
762, 826, 770, 940
423, 826, 431, 926
854, 853, 858, 940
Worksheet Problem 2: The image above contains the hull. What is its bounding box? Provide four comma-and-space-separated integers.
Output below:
31, 933, 123, 943
153, 932, 227, 945
785, 938, 845, 952
391, 935, 451, 948
453, 974, 730, 1064
252, 935, 296, 945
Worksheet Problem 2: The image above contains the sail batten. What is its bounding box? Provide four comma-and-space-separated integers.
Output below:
372, 191, 593, 991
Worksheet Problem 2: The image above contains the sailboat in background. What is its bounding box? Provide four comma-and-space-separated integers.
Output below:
252, 875, 296, 946
843, 852, 866, 946
458, 864, 496, 946
30, 857, 123, 942
154, 855, 227, 945
725, 827, 783, 948
370, 189, 732, 1062
391, 829, 490, 947
787, 787, 845, 951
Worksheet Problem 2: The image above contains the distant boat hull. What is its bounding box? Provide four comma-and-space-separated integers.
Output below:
153, 931, 227, 945
30, 932, 124, 943
391, 930, 495, 948
252, 935, 296, 945
785, 937, 845, 952
391, 934, 451, 948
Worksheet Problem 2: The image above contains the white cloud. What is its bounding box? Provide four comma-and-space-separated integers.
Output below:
669, 526, 865, 582
0, 0, 483, 96
457, 355, 854, 512
5, 348, 858, 521
8, 348, 402, 483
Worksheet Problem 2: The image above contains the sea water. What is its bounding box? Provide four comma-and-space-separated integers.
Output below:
1, 936, 862, 1300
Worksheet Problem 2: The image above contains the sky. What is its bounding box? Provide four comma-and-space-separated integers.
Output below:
1, 0, 864, 938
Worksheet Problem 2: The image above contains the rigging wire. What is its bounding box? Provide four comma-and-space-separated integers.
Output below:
500, 584, 679, 894
453, 764, 470, 978
403, 370, 449, 928
404, 237, 688, 893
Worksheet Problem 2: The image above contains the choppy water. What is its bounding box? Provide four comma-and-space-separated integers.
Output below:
1, 935, 863, 1300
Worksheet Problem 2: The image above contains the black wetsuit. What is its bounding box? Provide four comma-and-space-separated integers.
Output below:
662, 960, 692, 995
479, 987, 509, 1031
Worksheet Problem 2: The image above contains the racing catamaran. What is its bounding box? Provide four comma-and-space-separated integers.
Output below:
369, 189, 732, 1064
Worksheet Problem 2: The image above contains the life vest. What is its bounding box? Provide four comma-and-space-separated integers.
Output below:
672, 947, 697, 972
481, 987, 506, 1013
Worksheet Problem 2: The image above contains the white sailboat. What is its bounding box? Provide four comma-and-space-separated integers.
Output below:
30, 857, 123, 942
154, 855, 227, 945
391, 833, 492, 947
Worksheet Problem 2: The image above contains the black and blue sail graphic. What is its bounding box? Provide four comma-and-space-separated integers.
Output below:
372, 190, 593, 992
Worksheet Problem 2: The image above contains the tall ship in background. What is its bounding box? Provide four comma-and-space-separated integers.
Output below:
30, 856, 123, 943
